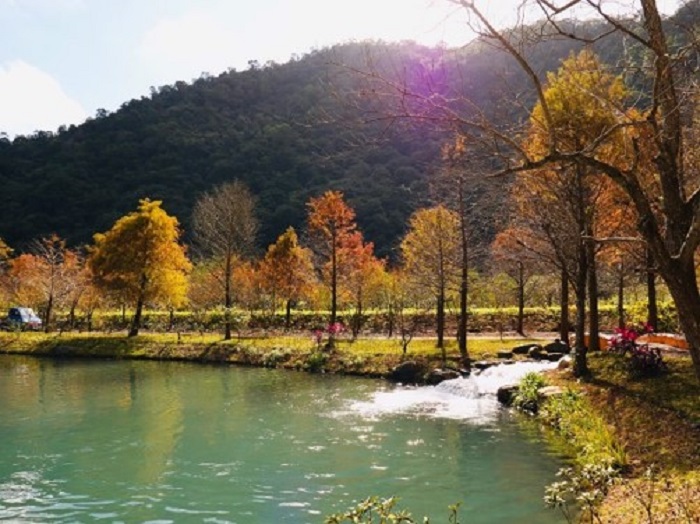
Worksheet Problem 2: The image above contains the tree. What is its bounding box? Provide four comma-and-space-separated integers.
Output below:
4, 254, 45, 310
438, 136, 495, 363
306, 190, 362, 327
491, 227, 542, 335
339, 238, 386, 339
27, 234, 80, 331
259, 227, 315, 330
88, 199, 191, 337
401, 205, 461, 361
441, 1, 700, 381
192, 180, 258, 340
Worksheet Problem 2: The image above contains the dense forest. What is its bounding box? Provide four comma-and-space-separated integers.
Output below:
0, 2, 697, 259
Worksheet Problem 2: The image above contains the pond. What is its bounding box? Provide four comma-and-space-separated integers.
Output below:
0, 356, 566, 523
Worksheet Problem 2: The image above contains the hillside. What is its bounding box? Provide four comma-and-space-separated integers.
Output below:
1, 3, 697, 258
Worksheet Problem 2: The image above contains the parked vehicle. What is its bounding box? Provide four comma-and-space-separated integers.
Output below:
3, 307, 43, 331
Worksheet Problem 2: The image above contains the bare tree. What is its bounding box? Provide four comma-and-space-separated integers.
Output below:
192, 180, 259, 340
346, 0, 700, 381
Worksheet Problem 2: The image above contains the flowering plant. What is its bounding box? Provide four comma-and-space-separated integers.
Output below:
313, 322, 345, 351
608, 323, 666, 378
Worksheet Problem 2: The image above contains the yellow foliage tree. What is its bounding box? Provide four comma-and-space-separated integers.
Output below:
401, 205, 460, 359
88, 199, 191, 337
524, 49, 630, 375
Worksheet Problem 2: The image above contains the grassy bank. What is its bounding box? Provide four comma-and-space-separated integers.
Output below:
0, 331, 547, 380
536, 352, 699, 522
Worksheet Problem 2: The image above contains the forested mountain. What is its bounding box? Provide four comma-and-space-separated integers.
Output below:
1, 2, 697, 258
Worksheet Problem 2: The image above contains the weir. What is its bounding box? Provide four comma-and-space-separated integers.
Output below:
347, 360, 560, 424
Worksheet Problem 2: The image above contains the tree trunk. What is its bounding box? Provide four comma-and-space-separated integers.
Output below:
128, 274, 147, 337
436, 290, 446, 362
657, 260, 700, 381
285, 299, 292, 331
573, 245, 589, 377
516, 261, 525, 336
387, 304, 394, 338
44, 294, 53, 333
617, 263, 625, 329
330, 231, 338, 326
458, 262, 468, 361
224, 253, 233, 341
352, 293, 363, 340
646, 248, 658, 331
560, 268, 570, 345
69, 302, 77, 330
587, 238, 600, 352
458, 191, 469, 363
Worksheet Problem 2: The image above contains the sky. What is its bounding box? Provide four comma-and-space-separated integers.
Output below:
0, 0, 681, 138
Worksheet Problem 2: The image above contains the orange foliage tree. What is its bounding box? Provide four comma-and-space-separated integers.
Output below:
306, 190, 362, 327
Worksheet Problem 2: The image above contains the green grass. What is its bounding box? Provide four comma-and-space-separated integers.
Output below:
0, 330, 547, 364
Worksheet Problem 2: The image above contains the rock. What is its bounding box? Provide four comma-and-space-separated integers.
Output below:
389, 361, 425, 384
512, 343, 541, 355
497, 350, 513, 359
425, 368, 461, 385
544, 339, 570, 355
545, 353, 563, 362
528, 346, 546, 360
474, 360, 496, 371
557, 355, 572, 370
497, 384, 519, 406
538, 385, 564, 398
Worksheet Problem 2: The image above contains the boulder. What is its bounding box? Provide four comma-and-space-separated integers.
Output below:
544, 339, 570, 355
388, 361, 425, 384
497, 384, 519, 406
512, 343, 541, 355
474, 360, 496, 371
528, 346, 546, 360
538, 385, 564, 399
545, 353, 563, 362
425, 368, 461, 385
557, 355, 572, 370
497, 350, 513, 359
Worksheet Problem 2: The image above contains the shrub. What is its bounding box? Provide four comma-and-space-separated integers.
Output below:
608, 324, 667, 378
305, 351, 328, 372
544, 463, 618, 524
513, 372, 548, 413
325, 496, 460, 524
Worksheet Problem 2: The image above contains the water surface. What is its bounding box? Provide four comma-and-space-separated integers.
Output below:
0, 356, 565, 522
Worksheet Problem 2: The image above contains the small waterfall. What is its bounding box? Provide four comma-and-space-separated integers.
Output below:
346, 360, 560, 424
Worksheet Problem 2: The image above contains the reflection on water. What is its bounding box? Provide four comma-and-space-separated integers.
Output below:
0, 356, 566, 523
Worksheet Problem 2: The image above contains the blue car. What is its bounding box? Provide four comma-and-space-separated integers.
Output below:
3, 307, 43, 331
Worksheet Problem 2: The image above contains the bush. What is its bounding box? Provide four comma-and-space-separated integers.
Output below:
305, 351, 328, 372
513, 372, 548, 413
608, 324, 667, 378
325, 496, 460, 524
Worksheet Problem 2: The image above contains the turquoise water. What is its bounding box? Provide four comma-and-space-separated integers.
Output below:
0, 356, 566, 523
